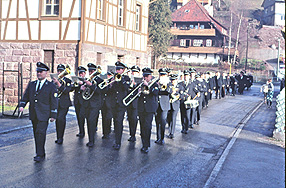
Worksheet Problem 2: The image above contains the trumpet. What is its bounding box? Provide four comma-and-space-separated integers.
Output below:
123, 77, 159, 106
56, 65, 71, 97
82, 67, 102, 100
160, 84, 167, 91
98, 68, 130, 89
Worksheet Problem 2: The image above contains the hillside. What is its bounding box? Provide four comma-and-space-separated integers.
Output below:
212, 0, 284, 61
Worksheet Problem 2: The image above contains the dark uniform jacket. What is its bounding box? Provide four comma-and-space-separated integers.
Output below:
209, 77, 215, 90
184, 80, 198, 100
215, 76, 223, 88
109, 75, 130, 108
138, 83, 159, 113
170, 83, 184, 111
58, 77, 72, 108
157, 82, 172, 111
19, 80, 58, 121
230, 76, 238, 86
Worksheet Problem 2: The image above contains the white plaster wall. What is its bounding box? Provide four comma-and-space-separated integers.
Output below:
41, 21, 59, 40
107, 26, 114, 46
30, 20, 39, 40
96, 23, 105, 44
117, 29, 125, 48
5, 21, 16, 40
27, 0, 39, 18
1, 21, 5, 40
18, 21, 29, 40
167, 53, 219, 64
72, 0, 81, 18
63, 0, 73, 17
66, 20, 81, 40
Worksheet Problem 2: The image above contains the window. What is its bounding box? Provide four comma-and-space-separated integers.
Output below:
43, 0, 59, 16
189, 25, 194, 29
193, 39, 203, 47
281, 15, 285, 20
200, 25, 205, 29
135, 4, 141, 31
118, 0, 124, 26
195, 25, 199, 29
44, 50, 54, 73
97, 0, 104, 20
97, 52, 102, 66
206, 39, 212, 47
271, 5, 274, 11
180, 39, 186, 47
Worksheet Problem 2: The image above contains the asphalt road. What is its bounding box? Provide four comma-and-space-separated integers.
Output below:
0, 84, 284, 188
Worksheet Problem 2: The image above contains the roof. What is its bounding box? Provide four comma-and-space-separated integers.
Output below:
172, 0, 227, 35
262, 0, 285, 7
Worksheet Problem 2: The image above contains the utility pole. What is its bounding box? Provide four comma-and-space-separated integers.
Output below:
245, 24, 249, 71
233, 11, 243, 65
228, 12, 232, 64
277, 38, 280, 81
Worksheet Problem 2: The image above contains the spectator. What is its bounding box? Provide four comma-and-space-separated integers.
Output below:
266, 79, 274, 108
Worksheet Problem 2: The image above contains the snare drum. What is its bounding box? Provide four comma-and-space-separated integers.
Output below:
184, 99, 199, 109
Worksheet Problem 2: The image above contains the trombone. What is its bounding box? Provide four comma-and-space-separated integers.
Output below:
98, 68, 130, 89
82, 67, 102, 100
123, 77, 159, 106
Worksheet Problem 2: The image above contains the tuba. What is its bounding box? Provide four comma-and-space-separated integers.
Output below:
82, 67, 102, 100
98, 68, 130, 89
58, 65, 71, 97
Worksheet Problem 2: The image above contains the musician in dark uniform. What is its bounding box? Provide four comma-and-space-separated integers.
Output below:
179, 70, 191, 133
225, 73, 231, 95
194, 73, 205, 125
155, 68, 172, 145
167, 74, 183, 139
19, 62, 58, 162
53, 64, 72, 145
126, 65, 140, 142
80, 63, 102, 147
221, 72, 227, 98
138, 67, 159, 153
230, 74, 238, 96
209, 72, 216, 100
204, 72, 212, 108
109, 61, 130, 150
72, 66, 86, 138
101, 71, 114, 139
215, 71, 223, 99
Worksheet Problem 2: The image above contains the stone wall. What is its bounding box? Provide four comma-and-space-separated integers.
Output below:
0, 42, 78, 106
80, 43, 150, 73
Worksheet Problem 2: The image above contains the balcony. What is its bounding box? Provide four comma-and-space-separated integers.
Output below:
168, 46, 238, 56
170, 28, 216, 36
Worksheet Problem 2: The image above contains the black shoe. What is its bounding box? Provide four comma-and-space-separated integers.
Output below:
55, 138, 63, 144
76, 133, 85, 138
102, 135, 109, 139
34, 155, 45, 162
128, 136, 136, 142
155, 139, 164, 145
113, 144, 121, 150
181, 130, 186, 134
190, 124, 194, 128
141, 147, 149, 153
155, 139, 160, 144
196, 121, 200, 125
86, 142, 94, 147
167, 134, 174, 139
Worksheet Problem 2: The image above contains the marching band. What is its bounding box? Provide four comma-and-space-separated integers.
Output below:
20, 61, 254, 161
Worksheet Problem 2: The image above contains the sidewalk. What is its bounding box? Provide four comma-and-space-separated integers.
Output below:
212, 99, 285, 188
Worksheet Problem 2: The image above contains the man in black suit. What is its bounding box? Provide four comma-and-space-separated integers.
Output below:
19, 62, 58, 162
109, 61, 130, 150
80, 63, 103, 147
215, 71, 223, 99
138, 67, 159, 153
155, 68, 172, 145
53, 64, 72, 145
167, 74, 183, 139
72, 66, 86, 138
126, 65, 140, 142
101, 71, 114, 139
237, 71, 247, 94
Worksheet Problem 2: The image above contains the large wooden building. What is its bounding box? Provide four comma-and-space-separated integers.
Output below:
167, 0, 236, 64
0, 0, 150, 74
